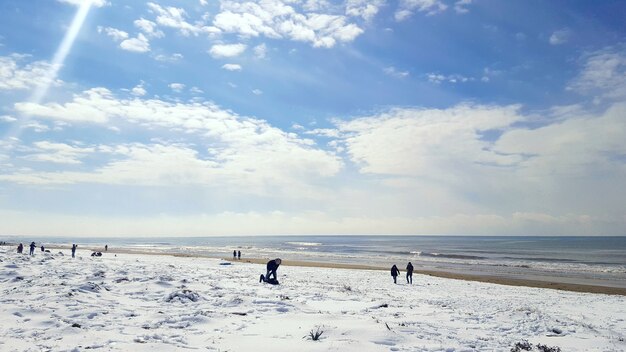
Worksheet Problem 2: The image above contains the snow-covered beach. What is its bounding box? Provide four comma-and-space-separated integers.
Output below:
1, 246, 625, 351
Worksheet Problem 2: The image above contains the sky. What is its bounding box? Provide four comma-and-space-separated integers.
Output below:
0, 0, 625, 237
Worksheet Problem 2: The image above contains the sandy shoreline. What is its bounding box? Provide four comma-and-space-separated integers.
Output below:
17, 243, 624, 296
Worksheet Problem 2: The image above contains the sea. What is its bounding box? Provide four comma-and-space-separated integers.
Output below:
3, 235, 626, 288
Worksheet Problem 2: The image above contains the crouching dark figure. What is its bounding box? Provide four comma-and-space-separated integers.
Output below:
259, 274, 279, 285
260, 258, 282, 285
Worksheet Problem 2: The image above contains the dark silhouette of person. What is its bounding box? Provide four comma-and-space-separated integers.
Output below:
391, 264, 400, 284
105, 245, 108, 251
259, 274, 279, 285
266, 258, 282, 281
17, 243, 23, 254
237, 250, 241, 260
71, 244, 77, 258
29, 242, 36, 256
233, 250, 237, 259
41, 245, 45, 252
406, 262, 414, 284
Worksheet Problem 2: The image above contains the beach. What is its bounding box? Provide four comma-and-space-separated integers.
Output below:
30, 236, 626, 296
1, 246, 625, 351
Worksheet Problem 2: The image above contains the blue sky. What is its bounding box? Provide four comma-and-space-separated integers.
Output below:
0, 0, 625, 236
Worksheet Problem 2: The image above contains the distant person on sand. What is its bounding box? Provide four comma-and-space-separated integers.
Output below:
41, 245, 45, 252
237, 250, 241, 260
105, 245, 108, 251
391, 264, 400, 284
406, 262, 414, 284
265, 258, 282, 282
233, 250, 237, 259
29, 242, 36, 256
17, 243, 23, 254
71, 244, 77, 258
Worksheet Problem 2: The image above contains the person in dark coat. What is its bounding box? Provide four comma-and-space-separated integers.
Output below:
29, 242, 36, 256
265, 258, 282, 281
233, 250, 237, 259
71, 244, 77, 258
41, 245, 45, 252
17, 243, 23, 254
259, 274, 279, 285
237, 250, 241, 260
406, 262, 414, 284
391, 264, 400, 284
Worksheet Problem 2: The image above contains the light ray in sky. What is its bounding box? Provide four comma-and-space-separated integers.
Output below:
2, 0, 94, 140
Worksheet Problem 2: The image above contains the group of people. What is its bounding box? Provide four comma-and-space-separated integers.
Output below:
391, 262, 414, 284
16, 242, 39, 255
232, 250, 242, 259
14, 242, 106, 259
256, 258, 415, 286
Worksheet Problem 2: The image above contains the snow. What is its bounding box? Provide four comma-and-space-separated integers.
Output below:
0, 247, 625, 351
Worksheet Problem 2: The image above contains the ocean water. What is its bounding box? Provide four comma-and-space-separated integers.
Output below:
4, 235, 626, 288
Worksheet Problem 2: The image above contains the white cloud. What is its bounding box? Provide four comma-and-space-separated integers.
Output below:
305, 128, 340, 138
222, 64, 242, 71
0, 115, 17, 122
567, 47, 626, 100
209, 43, 247, 58
253, 43, 268, 59
384, 66, 409, 78
190, 86, 204, 94
134, 18, 164, 38
427, 72, 473, 83
0, 54, 61, 91
454, 0, 472, 14
58, 0, 108, 8
147, 2, 221, 37
213, 1, 364, 48
337, 104, 523, 177
346, 0, 385, 21
169, 83, 185, 92
395, 0, 447, 21
24, 141, 95, 164
5, 88, 344, 198
131, 82, 147, 96
252, 89, 263, 95
335, 102, 626, 225
23, 121, 50, 133
549, 28, 570, 45
120, 33, 151, 53
98, 26, 128, 41
303, 0, 331, 11
154, 53, 184, 62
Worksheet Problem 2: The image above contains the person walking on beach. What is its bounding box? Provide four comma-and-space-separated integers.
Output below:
391, 264, 400, 284
105, 245, 108, 251
233, 250, 237, 259
266, 258, 282, 281
17, 243, 23, 254
29, 242, 36, 256
406, 262, 414, 284
237, 250, 241, 260
41, 245, 45, 252
71, 244, 77, 258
